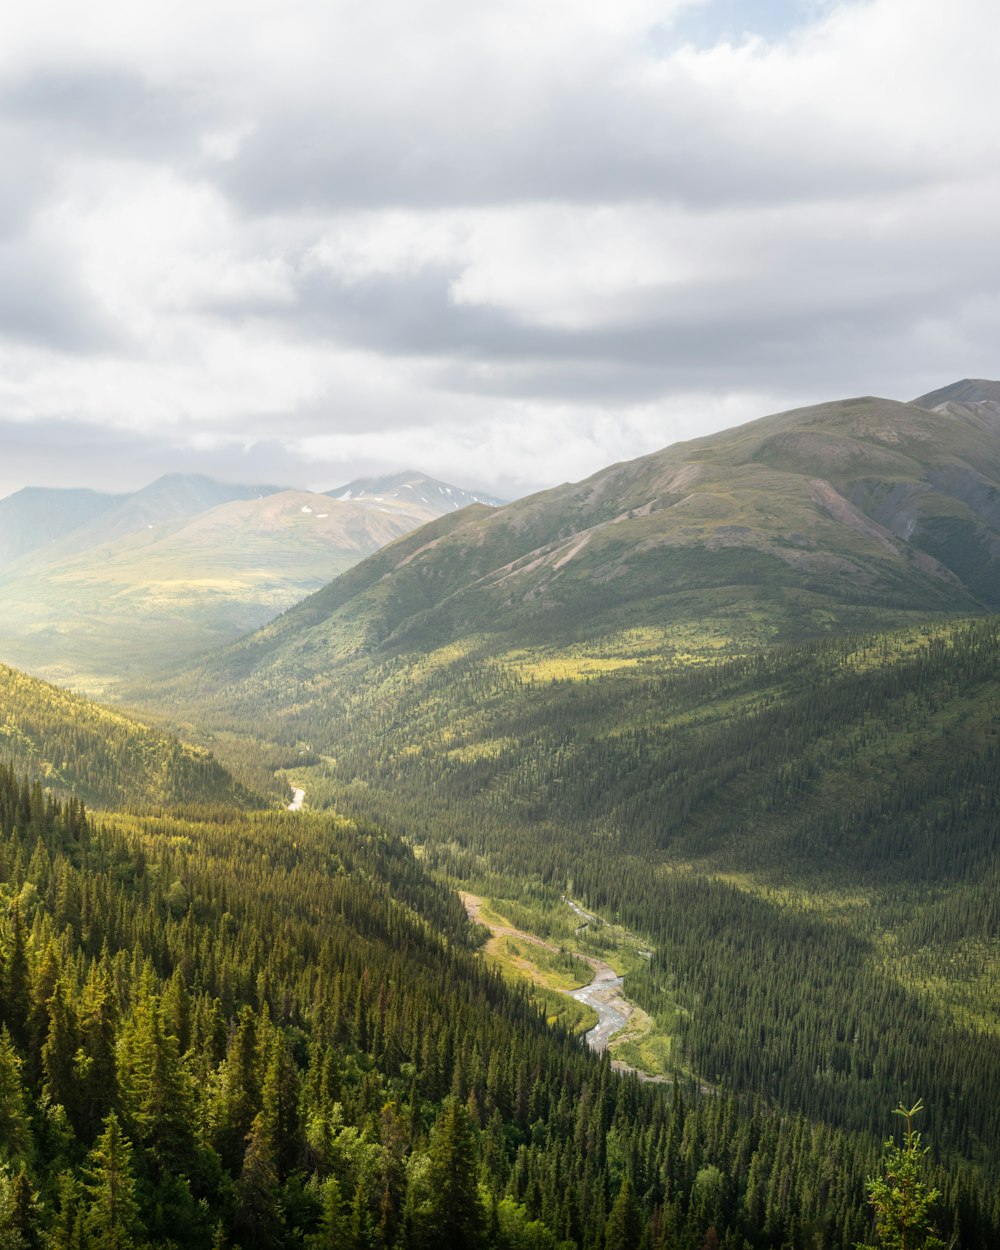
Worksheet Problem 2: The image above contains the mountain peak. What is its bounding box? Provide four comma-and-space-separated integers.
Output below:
911, 378, 1000, 409
325, 470, 504, 513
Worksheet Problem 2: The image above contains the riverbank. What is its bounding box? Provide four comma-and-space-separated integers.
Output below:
461, 891, 669, 1082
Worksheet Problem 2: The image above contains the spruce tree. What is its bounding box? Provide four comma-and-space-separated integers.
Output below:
858, 1102, 947, 1250
2, 903, 30, 1052
8, 1169, 40, 1250
82, 1112, 142, 1250
0, 1027, 31, 1162
605, 1177, 641, 1250
413, 1096, 484, 1250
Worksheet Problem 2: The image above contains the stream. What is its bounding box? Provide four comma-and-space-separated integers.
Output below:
568, 964, 630, 1052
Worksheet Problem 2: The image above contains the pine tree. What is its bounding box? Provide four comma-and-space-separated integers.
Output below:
48, 1172, 82, 1250
409, 1096, 484, 1250
119, 988, 194, 1167
82, 1112, 142, 1250
210, 1005, 262, 1172
8, 1168, 40, 1250
77, 966, 119, 1142
0, 1027, 32, 1162
234, 1112, 283, 1249
41, 978, 81, 1130
858, 1101, 947, 1250
2, 903, 30, 1051
307, 1176, 347, 1249
605, 1177, 641, 1250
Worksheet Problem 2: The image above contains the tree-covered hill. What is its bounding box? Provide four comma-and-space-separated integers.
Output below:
120, 390, 1000, 1193
1, 770, 996, 1248
136, 611, 1000, 1181
0, 663, 249, 810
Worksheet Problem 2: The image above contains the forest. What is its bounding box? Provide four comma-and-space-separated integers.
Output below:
1, 762, 996, 1248
2, 574, 999, 1247
184, 617, 1000, 1205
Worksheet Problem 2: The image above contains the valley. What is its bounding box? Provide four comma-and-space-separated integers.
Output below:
460, 890, 659, 1074
2, 383, 1000, 1248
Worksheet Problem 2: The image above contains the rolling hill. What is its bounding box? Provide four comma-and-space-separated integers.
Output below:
122, 386, 1000, 1171
0, 485, 123, 567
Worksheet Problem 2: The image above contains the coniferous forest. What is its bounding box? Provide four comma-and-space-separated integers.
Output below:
2, 764, 998, 1250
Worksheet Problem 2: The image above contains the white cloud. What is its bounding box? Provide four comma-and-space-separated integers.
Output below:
0, 0, 998, 497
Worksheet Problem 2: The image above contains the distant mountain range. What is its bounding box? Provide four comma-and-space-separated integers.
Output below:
0, 469, 503, 688
912, 375, 1000, 418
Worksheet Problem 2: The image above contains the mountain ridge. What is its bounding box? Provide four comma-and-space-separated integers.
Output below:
326, 468, 505, 510
128, 384, 1000, 732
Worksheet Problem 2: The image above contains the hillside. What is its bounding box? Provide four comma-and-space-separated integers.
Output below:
38, 472, 287, 559
148, 612, 1000, 1162
0, 486, 122, 568
7, 773, 995, 1248
0, 661, 249, 809
136, 389, 1000, 731
0, 475, 494, 689
913, 376, 1000, 418
4, 391, 1000, 1245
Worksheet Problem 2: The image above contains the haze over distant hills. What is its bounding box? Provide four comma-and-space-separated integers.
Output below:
0, 468, 501, 688
0, 486, 123, 566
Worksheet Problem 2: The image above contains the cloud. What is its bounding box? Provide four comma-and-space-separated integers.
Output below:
0, 0, 998, 499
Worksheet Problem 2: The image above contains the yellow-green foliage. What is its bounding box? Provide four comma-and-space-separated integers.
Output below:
0, 662, 249, 809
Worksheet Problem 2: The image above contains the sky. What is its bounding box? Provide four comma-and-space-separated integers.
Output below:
0, 0, 998, 501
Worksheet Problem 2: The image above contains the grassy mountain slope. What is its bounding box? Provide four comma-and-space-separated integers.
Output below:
0, 662, 249, 809
913, 376, 1000, 414
136, 391, 1000, 731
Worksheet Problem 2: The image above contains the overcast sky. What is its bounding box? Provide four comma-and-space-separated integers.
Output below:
0, 0, 997, 501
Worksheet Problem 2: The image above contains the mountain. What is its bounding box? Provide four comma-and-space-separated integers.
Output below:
913, 376, 1000, 421
0, 660, 249, 808
40, 471, 287, 558
138, 387, 1000, 732
0, 485, 122, 568
0, 476, 496, 689
326, 468, 505, 511
5, 400, 1000, 1246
